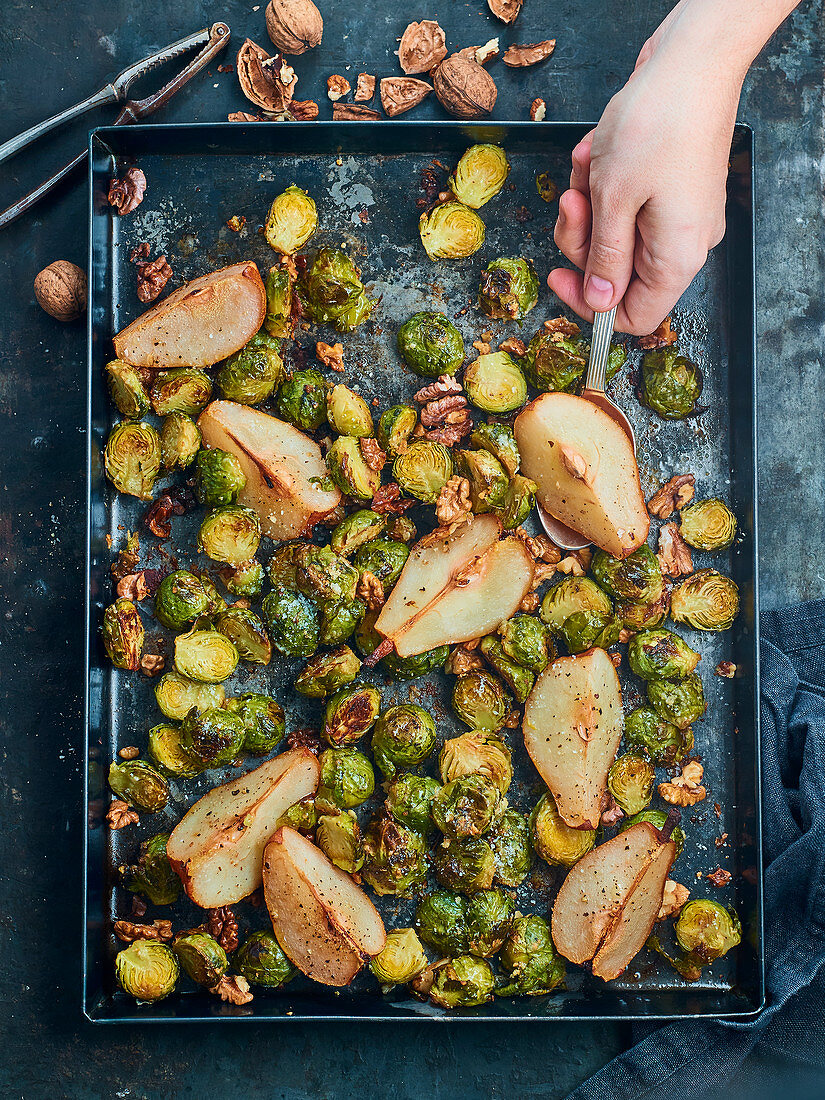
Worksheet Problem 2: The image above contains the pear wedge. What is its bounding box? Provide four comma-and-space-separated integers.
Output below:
523, 647, 623, 829
514, 392, 649, 558
198, 400, 341, 540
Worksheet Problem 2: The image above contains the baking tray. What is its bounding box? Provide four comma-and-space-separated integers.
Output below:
84, 121, 762, 1022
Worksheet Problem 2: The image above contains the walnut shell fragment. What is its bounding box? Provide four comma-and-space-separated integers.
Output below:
503, 41, 557, 67
237, 39, 297, 113
487, 0, 523, 24
380, 77, 433, 118
433, 57, 497, 119
332, 104, 381, 121
398, 19, 448, 74
354, 73, 376, 102
265, 0, 323, 55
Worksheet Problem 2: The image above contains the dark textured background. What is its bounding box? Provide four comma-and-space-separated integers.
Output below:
0, 1, 823, 1096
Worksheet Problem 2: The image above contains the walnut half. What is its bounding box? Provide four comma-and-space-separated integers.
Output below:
659, 761, 706, 807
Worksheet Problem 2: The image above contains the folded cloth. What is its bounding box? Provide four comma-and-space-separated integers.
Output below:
568, 599, 825, 1100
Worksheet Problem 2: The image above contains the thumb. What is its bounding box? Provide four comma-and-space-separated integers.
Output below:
582, 190, 640, 312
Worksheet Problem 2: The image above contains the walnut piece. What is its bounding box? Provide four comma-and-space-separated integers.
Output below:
359, 437, 387, 472
34, 260, 87, 322
659, 761, 706, 807
118, 745, 140, 760
518, 591, 540, 613
647, 473, 695, 518
327, 74, 351, 101
136, 255, 172, 303
414, 375, 463, 402
557, 551, 588, 576
265, 0, 323, 56
116, 572, 149, 602
211, 974, 254, 1005
114, 919, 173, 943
500, 336, 527, 357
503, 41, 556, 67
106, 800, 138, 830
333, 104, 381, 121
436, 476, 472, 529
657, 880, 690, 920
530, 98, 547, 122
316, 340, 344, 371
445, 644, 485, 675
398, 20, 448, 74
355, 73, 376, 101
289, 98, 319, 120
237, 39, 297, 113
544, 316, 580, 339
380, 77, 433, 118
715, 660, 737, 679
226, 215, 246, 233
433, 56, 497, 119
707, 867, 732, 887
515, 530, 563, 565
638, 315, 678, 350
140, 653, 165, 677
657, 521, 693, 577
207, 906, 239, 953
371, 482, 415, 515
143, 487, 193, 538
455, 39, 500, 65
357, 570, 385, 610
107, 167, 147, 216
487, 0, 523, 23
600, 797, 624, 826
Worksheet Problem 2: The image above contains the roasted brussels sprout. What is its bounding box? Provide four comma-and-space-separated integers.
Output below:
432, 774, 502, 840
115, 940, 178, 1003
449, 143, 510, 208
278, 797, 319, 833
180, 706, 245, 767
198, 506, 262, 566
497, 915, 565, 997
317, 747, 375, 809
628, 629, 701, 681
299, 247, 373, 332
499, 614, 552, 673
439, 730, 512, 794
523, 326, 587, 392
607, 753, 656, 816
465, 888, 515, 956
670, 569, 740, 632
370, 928, 428, 989
263, 265, 294, 340
623, 706, 694, 767
261, 586, 320, 659
160, 412, 201, 470
201, 575, 228, 617
434, 835, 496, 894
173, 931, 228, 986
393, 440, 453, 503
378, 405, 418, 457
154, 571, 208, 631
455, 448, 508, 512
102, 598, 144, 670
154, 672, 224, 721
478, 635, 534, 703
470, 422, 521, 477
214, 608, 271, 665
675, 899, 741, 963
362, 816, 428, 896
419, 200, 485, 260
464, 352, 527, 414
267, 540, 308, 588
326, 384, 374, 437
452, 670, 509, 731
104, 421, 161, 500
235, 931, 296, 988
323, 682, 382, 746
106, 359, 150, 419
174, 629, 238, 683
497, 474, 538, 530
591, 546, 665, 604
276, 368, 329, 431
679, 499, 737, 551
150, 368, 212, 417
316, 810, 364, 874
216, 331, 283, 405
429, 955, 494, 1008
415, 891, 469, 954
648, 673, 706, 730
148, 723, 203, 779
641, 346, 703, 419
195, 448, 246, 507
330, 510, 386, 556
224, 693, 285, 754
120, 832, 181, 906
397, 312, 465, 378
382, 644, 449, 681
294, 545, 359, 604
530, 792, 595, 866
327, 436, 381, 500
318, 595, 366, 646
385, 773, 441, 835
540, 576, 612, 634
558, 610, 621, 654
499, 912, 553, 970
621, 808, 685, 857
489, 809, 532, 887
616, 594, 669, 632
264, 184, 317, 254
109, 759, 169, 812
479, 257, 539, 321
354, 538, 409, 589
295, 645, 361, 698
371, 704, 437, 778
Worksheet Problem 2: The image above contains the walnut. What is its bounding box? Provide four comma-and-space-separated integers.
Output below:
436, 476, 472, 528
515, 530, 563, 564
657, 521, 693, 577
472, 339, 492, 356
500, 336, 527, 357
610, 651, 623, 669
530, 98, 547, 122
398, 20, 448, 74
414, 375, 463, 402
207, 907, 239, 953
237, 39, 297, 113
316, 340, 344, 371
530, 561, 559, 591
659, 761, 706, 807
354, 73, 376, 102
111, 533, 140, 581
657, 880, 690, 920
715, 660, 737, 679
618, 628, 635, 644
370, 482, 415, 515
140, 653, 165, 677
380, 77, 433, 118
33, 261, 87, 322
544, 316, 581, 340
333, 104, 381, 121
107, 167, 147, 216
116, 572, 149, 602
503, 710, 521, 729
211, 974, 254, 1005
455, 39, 500, 65
357, 570, 385, 610
638, 315, 678, 350
129, 242, 151, 263
557, 552, 587, 576
359, 437, 387, 472
143, 486, 195, 538
265, 0, 323, 56
289, 99, 320, 120
118, 745, 140, 760
518, 591, 540, 613
106, 800, 138, 830
647, 473, 695, 518
445, 644, 485, 675
433, 57, 497, 119
136, 255, 172, 303
114, 919, 173, 943
226, 215, 246, 233
707, 867, 732, 887
327, 74, 351, 101
487, 0, 523, 23
503, 41, 556, 67
419, 394, 468, 429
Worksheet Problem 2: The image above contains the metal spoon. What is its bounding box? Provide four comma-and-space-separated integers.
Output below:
537, 307, 636, 550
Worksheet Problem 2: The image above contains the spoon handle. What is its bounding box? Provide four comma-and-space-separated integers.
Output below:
583, 307, 617, 394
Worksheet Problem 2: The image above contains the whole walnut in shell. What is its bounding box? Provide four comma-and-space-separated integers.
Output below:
265, 0, 323, 55
433, 57, 497, 119
34, 261, 87, 322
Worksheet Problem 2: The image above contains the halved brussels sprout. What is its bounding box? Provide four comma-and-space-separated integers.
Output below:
648, 673, 706, 730
106, 359, 150, 419
104, 422, 161, 500
397, 312, 465, 378
276, 368, 329, 431
434, 835, 496, 894
679, 499, 737, 551
607, 753, 656, 816
174, 629, 238, 682
160, 412, 201, 470
216, 331, 283, 406
641, 346, 703, 419
479, 635, 534, 703
591, 546, 664, 604
195, 448, 246, 507
148, 723, 203, 778
326, 384, 374, 437
623, 706, 694, 766
466, 888, 515, 957
670, 569, 740, 631
264, 184, 317, 254
102, 598, 144, 670
317, 746, 375, 809
382, 644, 449, 681
621, 808, 686, 857
370, 928, 428, 988
378, 405, 418, 456
558, 610, 621, 654
173, 931, 228, 986
530, 792, 595, 866
150, 368, 212, 417
224, 693, 285, 754
154, 672, 224, 721
371, 704, 437, 778
221, 559, 264, 599
499, 614, 552, 673
299, 247, 373, 332
429, 956, 495, 1008
199, 506, 262, 566
385, 773, 442, 835
419, 201, 485, 260
278, 797, 319, 833
439, 730, 512, 794
451, 670, 509, 731
261, 587, 320, 659
464, 352, 527, 414
540, 576, 613, 634
327, 436, 381, 500
120, 832, 180, 906
415, 891, 469, 954
393, 440, 453, 503
523, 326, 587, 392
628, 629, 700, 681
263, 265, 294, 340
115, 940, 178, 1003
154, 571, 208, 631
497, 916, 565, 996
200, 576, 227, 616
469, 422, 521, 477
362, 817, 428, 896
295, 545, 359, 604
316, 810, 364, 874
449, 144, 510, 209
499, 912, 552, 970
497, 474, 538, 530
432, 774, 502, 840
180, 705, 245, 767
675, 899, 741, 963
109, 759, 169, 812
295, 645, 361, 698
318, 595, 366, 646
235, 930, 296, 988
323, 682, 382, 746
330, 510, 386, 556
479, 257, 539, 321
489, 809, 532, 887
455, 448, 508, 512
354, 538, 410, 589
267, 540, 309, 589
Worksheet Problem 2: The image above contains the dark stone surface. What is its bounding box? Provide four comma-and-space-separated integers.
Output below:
0, 1, 821, 1096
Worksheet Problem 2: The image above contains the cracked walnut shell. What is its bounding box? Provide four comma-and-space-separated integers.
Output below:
398, 19, 448, 74
265, 0, 323, 56
503, 41, 556, 67
237, 39, 297, 113
380, 77, 433, 118
487, 0, 523, 24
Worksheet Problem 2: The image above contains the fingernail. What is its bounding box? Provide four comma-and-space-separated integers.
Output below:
585, 274, 614, 309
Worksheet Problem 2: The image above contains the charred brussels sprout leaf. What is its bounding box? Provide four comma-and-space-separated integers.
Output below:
498, 474, 537, 529
155, 571, 209, 630
530, 792, 595, 866
115, 940, 178, 1003
440, 729, 513, 794
641, 347, 703, 419
121, 832, 181, 906
224, 693, 285, 754
452, 670, 509, 731
558, 610, 621, 654
221, 559, 264, 599
174, 629, 239, 683
276, 368, 329, 431
299, 248, 373, 332
429, 956, 494, 1008
316, 810, 364, 874
106, 359, 150, 420
371, 704, 437, 778
263, 265, 294, 340
317, 747, 375, 809
434, 835, 496, 894
173, 931, 228, 986
102, 598, 144, 670
180, 706, 245, 767
148, 723, 203, 779
464, 352, 527, 414
109, 759, 169, 812
607, 754, 656, 816
591, 545, 664, 603
479, 635, 534, 703
419, 201, 485, 261
670, 569, 740, 631
382, 644, 449, 681
469, 422, 521, 477
327, 436, 381, 499
648, 673, 706, 730
415, 890, 469, 953
466, 888, 515, 957
623, 706, 694, 767
326, 384, 374, 437
499, 614, 552, 673
154, 673, 224, 721
261, 587, 320, 659
628, 629, 700, 681
385, 773, 441, 835
160, 412, 201, 470
235, 931, 296, 988
198, 505, 262, 566
397, 312, 465, 378
264, 184, 317, 254
318, 596, 366, 646
378, 405, 418, 455
104, 421, 161, 500
362, 817, 428, 896
216, 332, 283, 405
370, 928, 428, 988
455, 449, 508, 512
323, 682, 382, 746
195, 448, 246, 507
621, 809, 686, 857
330, 510, 386, 556
393, 440, 453, 503
449, 144, 510, 209
295, 645, 361, 698
523, 327, 587, 392
675, 899, 741, 963
540, 576, 612, 634
431, 774, 502, 840
679, 499, 737, 551
354, 539, 409, 588
489, 809, 532, 887
479, 257, 539, 321
150, 368, 212, 417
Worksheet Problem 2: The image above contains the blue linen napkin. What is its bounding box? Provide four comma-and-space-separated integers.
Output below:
568, 599, 825, 1100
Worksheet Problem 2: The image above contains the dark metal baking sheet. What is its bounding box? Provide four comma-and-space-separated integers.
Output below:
84, 121, 761, 1022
